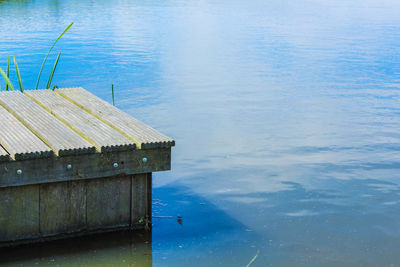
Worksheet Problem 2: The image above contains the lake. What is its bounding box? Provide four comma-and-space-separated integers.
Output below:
1, 0, 400, 266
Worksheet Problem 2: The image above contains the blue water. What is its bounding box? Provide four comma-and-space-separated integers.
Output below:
1, 0, 400, 265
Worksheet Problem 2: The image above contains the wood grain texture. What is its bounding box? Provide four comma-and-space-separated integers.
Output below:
147, 172, 152, 223
131, 173, 151, 227
87, 175, 131, 229
40, 181, 86, 236
0, 87, 170, 245
56, 87, 175, 149
0, 185, 39, 241
0, 104, 52, 160
0, 172, 154, 245
0, 147, 171, 188
0, 91, 95, 156
25, 90, 135, 153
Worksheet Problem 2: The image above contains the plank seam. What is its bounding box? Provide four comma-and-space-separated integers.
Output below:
24, 93, 102, 152
56, 90, 141, 148
0, 144, 11, 162
85, 180, 88, 230
39, 184, 41, 236
0, 98, 58, 155
130, 175, 133, 228
0, 140, 14, 160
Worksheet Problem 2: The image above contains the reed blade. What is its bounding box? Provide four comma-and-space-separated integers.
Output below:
5, 54, 9, 91
0, 66, 14, 91
46, 52, 61, 89
35, 22, 73, 89
13, 56, 24, 92
112, 84, 115, 106
246, 251, 259, 267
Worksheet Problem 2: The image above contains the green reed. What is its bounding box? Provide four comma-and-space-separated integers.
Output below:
0, 23, 73, 92
47, 52, 61, 90
36, 22, 73, 90
111, 84, 115, 106
13, 56, 23, 92
246, 251, 259, 267
0, 63, 14, 91
5, 54, 9, 91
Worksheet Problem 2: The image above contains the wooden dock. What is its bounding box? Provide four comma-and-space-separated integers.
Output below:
0, 87, 174, 247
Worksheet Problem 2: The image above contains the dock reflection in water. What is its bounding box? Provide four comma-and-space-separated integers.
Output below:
0, 231, 152, 266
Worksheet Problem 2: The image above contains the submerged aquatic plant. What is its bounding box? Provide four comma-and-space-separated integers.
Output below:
0, 22, 73, 92
246, 251, 259, 267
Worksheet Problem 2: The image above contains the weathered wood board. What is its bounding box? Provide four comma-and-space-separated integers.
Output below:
0, 91, 95, 156
0, 185, 40, 241
87, 176, 131, 229
57, 87, 174, 149
25, 90, 135, 153
0, 88, 174, 246
0, 104, 51, 160
0, 88, 174, 187
40, 181, 86, 236
132, 173, 152, 227
0, 147, 171, 188
0, 173, 152, 247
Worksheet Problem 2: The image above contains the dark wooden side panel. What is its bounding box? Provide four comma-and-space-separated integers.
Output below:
0, 185, 39, 241
40, 181, 86, 236
87, 175, 131, 230
131, 173, 152, 228
0, 147, 171, 188
147, 173, 152, 223
0, 172, 153, 246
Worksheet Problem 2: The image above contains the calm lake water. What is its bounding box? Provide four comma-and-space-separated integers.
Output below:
1, 0, 400, 266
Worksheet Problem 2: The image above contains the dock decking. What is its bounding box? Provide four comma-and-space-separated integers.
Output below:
0, 88, 174, 246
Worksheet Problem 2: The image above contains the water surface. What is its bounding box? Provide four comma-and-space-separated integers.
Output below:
1, 0, 400, 265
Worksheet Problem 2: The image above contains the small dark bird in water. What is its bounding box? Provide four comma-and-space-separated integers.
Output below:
177, 215, 183, 226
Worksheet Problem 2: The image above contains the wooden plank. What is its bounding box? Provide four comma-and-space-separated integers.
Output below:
0, 104, 52, 160
0, 147, 171, 188
40, 180, 86, 236
0, 146, 10, 162
0, 185, 39, 242
0, 91, 95, 156
56, 87, 175, 149
131, 173, 151, 228
25, 90, 136, 153
147, 172, 152, 223
87, 175, 131, 230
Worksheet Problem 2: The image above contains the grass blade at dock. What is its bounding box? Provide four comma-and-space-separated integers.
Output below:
47, 52, 61, 89
5, 54, 9, 91
13, 56, 24, 92
0, 66, 14, 91
112, 84, 115, 106
35, 22, 73, 89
